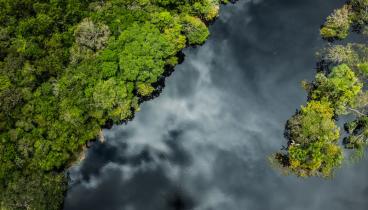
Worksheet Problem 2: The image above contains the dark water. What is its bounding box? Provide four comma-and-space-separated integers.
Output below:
64, 0, 368, 210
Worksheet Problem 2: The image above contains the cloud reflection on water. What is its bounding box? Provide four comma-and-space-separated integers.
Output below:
64, 1, 368, 210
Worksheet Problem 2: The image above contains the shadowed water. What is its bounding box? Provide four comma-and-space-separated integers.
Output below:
64, 0, 368, 209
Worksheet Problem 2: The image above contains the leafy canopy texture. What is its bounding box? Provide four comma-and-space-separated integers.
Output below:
274, 0, 368, 178
310, 64, 362, 115
320, 5, 352, 40
0, 0, 230, 209
320, 0, 368, 40
284, 101, 342, 177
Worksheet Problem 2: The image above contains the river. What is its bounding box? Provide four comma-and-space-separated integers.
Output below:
64, 0, 368, 210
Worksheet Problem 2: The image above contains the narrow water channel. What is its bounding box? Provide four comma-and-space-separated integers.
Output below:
64, 0, 368, 209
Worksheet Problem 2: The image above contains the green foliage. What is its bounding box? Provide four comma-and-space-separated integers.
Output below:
192, 0, 220, 21
0, 0, 227, 209
275, 0, 368, 178
350, 0, 368, 26
1, 172, 66, 210
288, 139, 343, 177
0, 75, 11, 93
182, 15, 210, 45
320, 0, 368, 39
117, 22, 181, 82
137, 83, 155, 96
310, 64, 362, 114
280, 101, 342, 177
320, 5, 352, 40
74, 18, 110, 51
357, 62, 368, 75
277, 64, 364, 177
320, 43, 368, 67
344, 116, 368, 158
287, 100, 339, 144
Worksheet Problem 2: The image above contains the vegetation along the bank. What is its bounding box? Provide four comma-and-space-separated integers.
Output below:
273, 0, 368, 178
0, 0, 233, 209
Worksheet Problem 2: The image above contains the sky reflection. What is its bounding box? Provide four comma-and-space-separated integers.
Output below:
64, 1, 368, 210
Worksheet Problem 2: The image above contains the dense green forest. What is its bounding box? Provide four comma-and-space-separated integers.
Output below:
273, 0, 368, 177
0, 0, 231, 209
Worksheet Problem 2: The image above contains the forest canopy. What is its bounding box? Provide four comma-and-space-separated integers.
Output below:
0, 0, 230, 209
274, 0, 368, 178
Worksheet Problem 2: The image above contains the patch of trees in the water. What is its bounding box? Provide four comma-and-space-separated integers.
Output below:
273, 0, 368, 178
0, 0, 232, 209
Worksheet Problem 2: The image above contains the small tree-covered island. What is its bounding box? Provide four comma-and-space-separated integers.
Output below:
273, 0, 368, 178
0, 0, 233, 209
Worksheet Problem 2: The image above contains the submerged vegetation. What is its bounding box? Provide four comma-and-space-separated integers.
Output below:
0, 0, 231, 209
274, 0, 368, 177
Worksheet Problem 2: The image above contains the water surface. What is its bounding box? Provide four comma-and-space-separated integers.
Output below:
64, 0, 368, 209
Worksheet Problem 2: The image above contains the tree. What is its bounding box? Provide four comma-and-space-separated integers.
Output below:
309, 64, 362, 114
277, 100, 342, 177
0, 0, 230, 208
320, 5, 352, 39
350, 0, 368, 26
275, 0, 368, 178
74, 18, 110, 51
182, 15, 209, 45
286, 100, 339, 145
